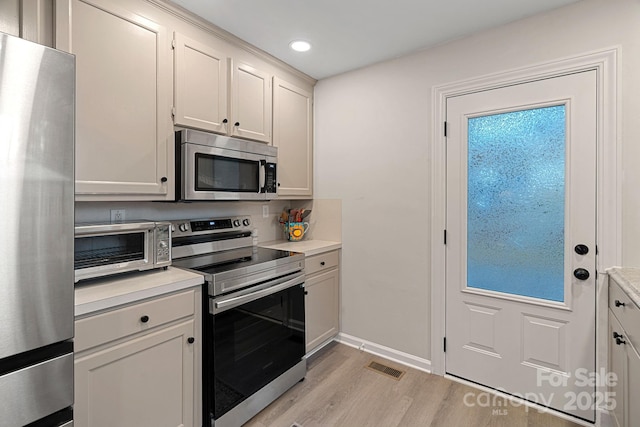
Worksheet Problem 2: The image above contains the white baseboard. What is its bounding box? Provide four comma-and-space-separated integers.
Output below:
336, 333, 432, 373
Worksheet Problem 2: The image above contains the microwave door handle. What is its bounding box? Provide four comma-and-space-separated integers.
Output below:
259, 160, 266, 193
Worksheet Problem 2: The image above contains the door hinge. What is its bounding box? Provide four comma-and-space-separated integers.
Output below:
443, 337, 447, 352
171, 39, 176, 49
596, 245, 599, 255
444, 121, 447, 137
171, 107, 176, 118
444, 229, 447, 245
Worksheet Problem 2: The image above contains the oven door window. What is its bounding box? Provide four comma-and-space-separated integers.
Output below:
74, 232, 146, 269
195, 153, 259, 192
211, 284, 305, 419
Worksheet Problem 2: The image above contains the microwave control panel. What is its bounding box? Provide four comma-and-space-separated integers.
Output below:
264, 163, 277, 194
154, 222, 171, 266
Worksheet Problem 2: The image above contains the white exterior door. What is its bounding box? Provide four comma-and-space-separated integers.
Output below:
445, 70, 597, 422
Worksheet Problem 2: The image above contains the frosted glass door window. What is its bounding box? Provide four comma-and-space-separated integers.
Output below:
467, 105, 565, 302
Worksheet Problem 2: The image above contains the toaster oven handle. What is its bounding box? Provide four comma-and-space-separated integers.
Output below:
259, 160, 266, 193
213, 272, 305, 314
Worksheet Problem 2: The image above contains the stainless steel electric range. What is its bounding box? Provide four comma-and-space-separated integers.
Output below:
170, 216, 306, 427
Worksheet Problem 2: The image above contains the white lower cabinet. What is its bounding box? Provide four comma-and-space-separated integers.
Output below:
305, 250, 340, 353
74, 288, 201, 427
608, 277, 640, 427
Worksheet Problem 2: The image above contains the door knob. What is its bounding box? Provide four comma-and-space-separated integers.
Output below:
573, 268, 590, 280
574, 244, 589, 255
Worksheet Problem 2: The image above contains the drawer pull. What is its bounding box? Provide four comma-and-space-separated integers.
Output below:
320, 261, 325, 266
140, 315, 150, 323
614, 299, 626, 307
187, 337, 195, 344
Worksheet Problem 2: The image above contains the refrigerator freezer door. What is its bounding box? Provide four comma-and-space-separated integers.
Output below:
0, 33, 75, 359
0, 352, 73, 426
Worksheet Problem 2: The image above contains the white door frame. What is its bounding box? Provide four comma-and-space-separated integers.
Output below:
430, 48, 619, 416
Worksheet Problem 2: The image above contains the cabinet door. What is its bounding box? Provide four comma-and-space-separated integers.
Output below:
627, 337, 640, 427
55, 0, 171, 199
74, 320, 195, 427
273, 77, 313, 197
305, 268, 339, 353
174, 32, 229, 134
230, 61, 272, 143
609, 312, 626, 427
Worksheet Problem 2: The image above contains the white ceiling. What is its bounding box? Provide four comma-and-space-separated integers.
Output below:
170, 0, 581, 80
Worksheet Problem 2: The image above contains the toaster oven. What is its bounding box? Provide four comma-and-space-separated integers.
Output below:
74, 221, 171, 282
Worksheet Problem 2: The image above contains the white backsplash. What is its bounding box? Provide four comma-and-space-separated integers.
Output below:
75, 199, 342, 244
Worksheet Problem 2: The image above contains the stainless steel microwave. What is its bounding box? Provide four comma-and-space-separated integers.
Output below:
74, 221, 171, 282
175, 129, 278, 201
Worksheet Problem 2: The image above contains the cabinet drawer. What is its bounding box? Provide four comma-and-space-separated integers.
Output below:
609, 280, 640, 351
75, 290, 195, 353
305, 251, 339, 276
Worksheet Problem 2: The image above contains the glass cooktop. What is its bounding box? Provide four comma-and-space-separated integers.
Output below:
172, 246, 303, 276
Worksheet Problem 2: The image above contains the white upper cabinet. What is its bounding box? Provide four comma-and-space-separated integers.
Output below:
56, 0, 314, 200
56, 0, 172, 200
230, 60, 272, 143
273, 77, 313, 197
173, 32, 272, 144
173, 32, 228, 134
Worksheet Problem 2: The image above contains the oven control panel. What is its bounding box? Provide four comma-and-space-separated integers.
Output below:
170, 216, 252, 237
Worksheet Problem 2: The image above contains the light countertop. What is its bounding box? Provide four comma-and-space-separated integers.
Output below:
608, 267, 640, 308
75, 267, 204, 317
260, 239, 341, 257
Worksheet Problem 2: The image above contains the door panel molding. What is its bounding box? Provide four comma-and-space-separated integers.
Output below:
430, 48, 618, 417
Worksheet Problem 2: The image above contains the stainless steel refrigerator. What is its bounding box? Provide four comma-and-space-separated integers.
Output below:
0, 32, 75, 426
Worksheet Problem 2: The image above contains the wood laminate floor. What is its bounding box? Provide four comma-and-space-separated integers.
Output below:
245, 342, 582, 427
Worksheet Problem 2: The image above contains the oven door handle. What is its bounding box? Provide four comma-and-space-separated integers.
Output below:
213, 272, 305, 313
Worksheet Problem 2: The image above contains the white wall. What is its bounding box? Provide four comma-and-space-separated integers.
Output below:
314, 0, 640, 360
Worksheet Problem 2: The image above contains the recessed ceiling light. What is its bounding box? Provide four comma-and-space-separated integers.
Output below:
290, 40, 311, 52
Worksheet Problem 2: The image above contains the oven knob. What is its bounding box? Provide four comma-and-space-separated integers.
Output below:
233, 219, 241, 227
243, 219, 251, 226
179, 223, 189, 232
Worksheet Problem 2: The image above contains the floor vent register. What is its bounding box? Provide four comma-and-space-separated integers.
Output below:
365, 361, 406, 380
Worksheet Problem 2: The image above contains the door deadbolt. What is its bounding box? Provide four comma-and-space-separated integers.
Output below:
574, 244, 589, 255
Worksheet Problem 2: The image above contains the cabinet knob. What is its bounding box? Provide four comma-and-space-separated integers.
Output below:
222, 118, 228, 124
234, 122, 240, 127
140, 315, 150, 323
320, 261, 325, 266
615, 299, 626, 307
613, 332, 626, 345
187, 337, 195, 344
160, 177, 167, 183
